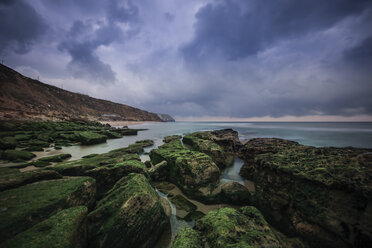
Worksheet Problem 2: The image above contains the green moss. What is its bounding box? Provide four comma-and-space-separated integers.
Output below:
0, 177, 95, 242
291, 181, 328, 221
0, 150, 36, 162
101, 130, 123, 139
21, 160, 51, 168
164, 135, 181, 143
1, 206, 88, 248
247, 139, 372, 194
183, 133, 231, 169
172, 227, 202, 248
149, 139, 221, 198
195, 207, 280, 248
22, 146, 44, 152
239, 206, 267, 226
0, 137, 16, 150
78, 131, 107, 145
88, 173, 167, 248
37, 153, 71, 163
82, 153, 99, 158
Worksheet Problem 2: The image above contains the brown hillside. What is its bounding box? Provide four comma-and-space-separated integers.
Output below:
0, 64, 163, 122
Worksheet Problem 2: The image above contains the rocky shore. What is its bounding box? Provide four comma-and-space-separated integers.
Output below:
1, 122, 371, 247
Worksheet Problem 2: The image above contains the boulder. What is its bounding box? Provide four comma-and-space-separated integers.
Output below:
195, 207, 281, 248
1, 206, 88, 248
172, 227, 202, 248
163, 135, 181, 143
0, 150, 36, 162
220, 181, 251, 205
78, 131, 107, 145
210, 129, 241, 152
37, 153, 71, 162
239, 138, 372, 247
148, 160, 168, 181
0, 167, 62, 191
183, 133, 232, 169
150, 139, 220, 199
0, 177, 95, 242
88, 173, 168, 248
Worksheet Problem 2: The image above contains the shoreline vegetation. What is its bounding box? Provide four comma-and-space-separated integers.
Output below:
0, 120, 371, 247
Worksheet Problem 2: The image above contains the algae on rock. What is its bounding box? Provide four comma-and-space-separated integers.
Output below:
172, 227, 202, 248
2, 206, 88, 248
0, 177, 96, 243
150, 139, 220, 199
88, 173, 168, 248
195, 207, 281, 248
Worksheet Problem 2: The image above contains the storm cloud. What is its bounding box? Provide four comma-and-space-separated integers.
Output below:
1, 0, 372, 119
0, 0, 47, 54
182, 0, 371, 61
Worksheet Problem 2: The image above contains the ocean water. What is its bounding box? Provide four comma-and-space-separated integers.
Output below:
33, 122, 372, 161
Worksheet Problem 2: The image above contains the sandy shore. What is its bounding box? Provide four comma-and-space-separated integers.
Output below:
100, 121, 162, 127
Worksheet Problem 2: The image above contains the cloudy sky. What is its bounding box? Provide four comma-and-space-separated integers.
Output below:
1, 0, 372, 121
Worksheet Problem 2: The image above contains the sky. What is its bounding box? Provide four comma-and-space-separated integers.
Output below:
1, 0, 372, 121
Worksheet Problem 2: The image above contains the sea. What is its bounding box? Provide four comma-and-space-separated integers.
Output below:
35, 121, 372, 161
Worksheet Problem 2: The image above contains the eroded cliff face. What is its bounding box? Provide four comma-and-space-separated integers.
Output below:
0, 64, 164, 122
239, 138, 372, 248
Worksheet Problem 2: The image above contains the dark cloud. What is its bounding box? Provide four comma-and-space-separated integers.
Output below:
164, 12, 175, 22
344, 35, 372, 68
0, 0, 47, 54
182, 0, 372, 61
107, 0, 139, 23
58, 0, 141, 84
1, 0, 372, 119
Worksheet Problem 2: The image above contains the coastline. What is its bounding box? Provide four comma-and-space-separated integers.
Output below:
100, 121, 162, 127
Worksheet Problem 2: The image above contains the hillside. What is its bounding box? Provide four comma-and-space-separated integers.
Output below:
0, 64, 165, 122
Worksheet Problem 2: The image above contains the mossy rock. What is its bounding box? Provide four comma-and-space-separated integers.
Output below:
78, 131, 107, 145
101, 130, 123, 139
22, 146, 44, 152
1, 206, 88, 248
172, 227, 202, 248
37, 153, 71, 163
85, 160, 148, 198
195, 207, 281, 248
169, 195, 197, 212
0, 168, 62, 191
0, 150, 36, 162
148, 160, 169, 181
20, 160, 51, 168
88, 173, 168, 248
0, 176, 96, 242
82, 153, 99, 159
113, 128, 138, 136
220, 182, 251, 205
164, 135, 181, 143
0, 137, 16, 149
150, 140, 220, 198
183, 133, 232, 169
